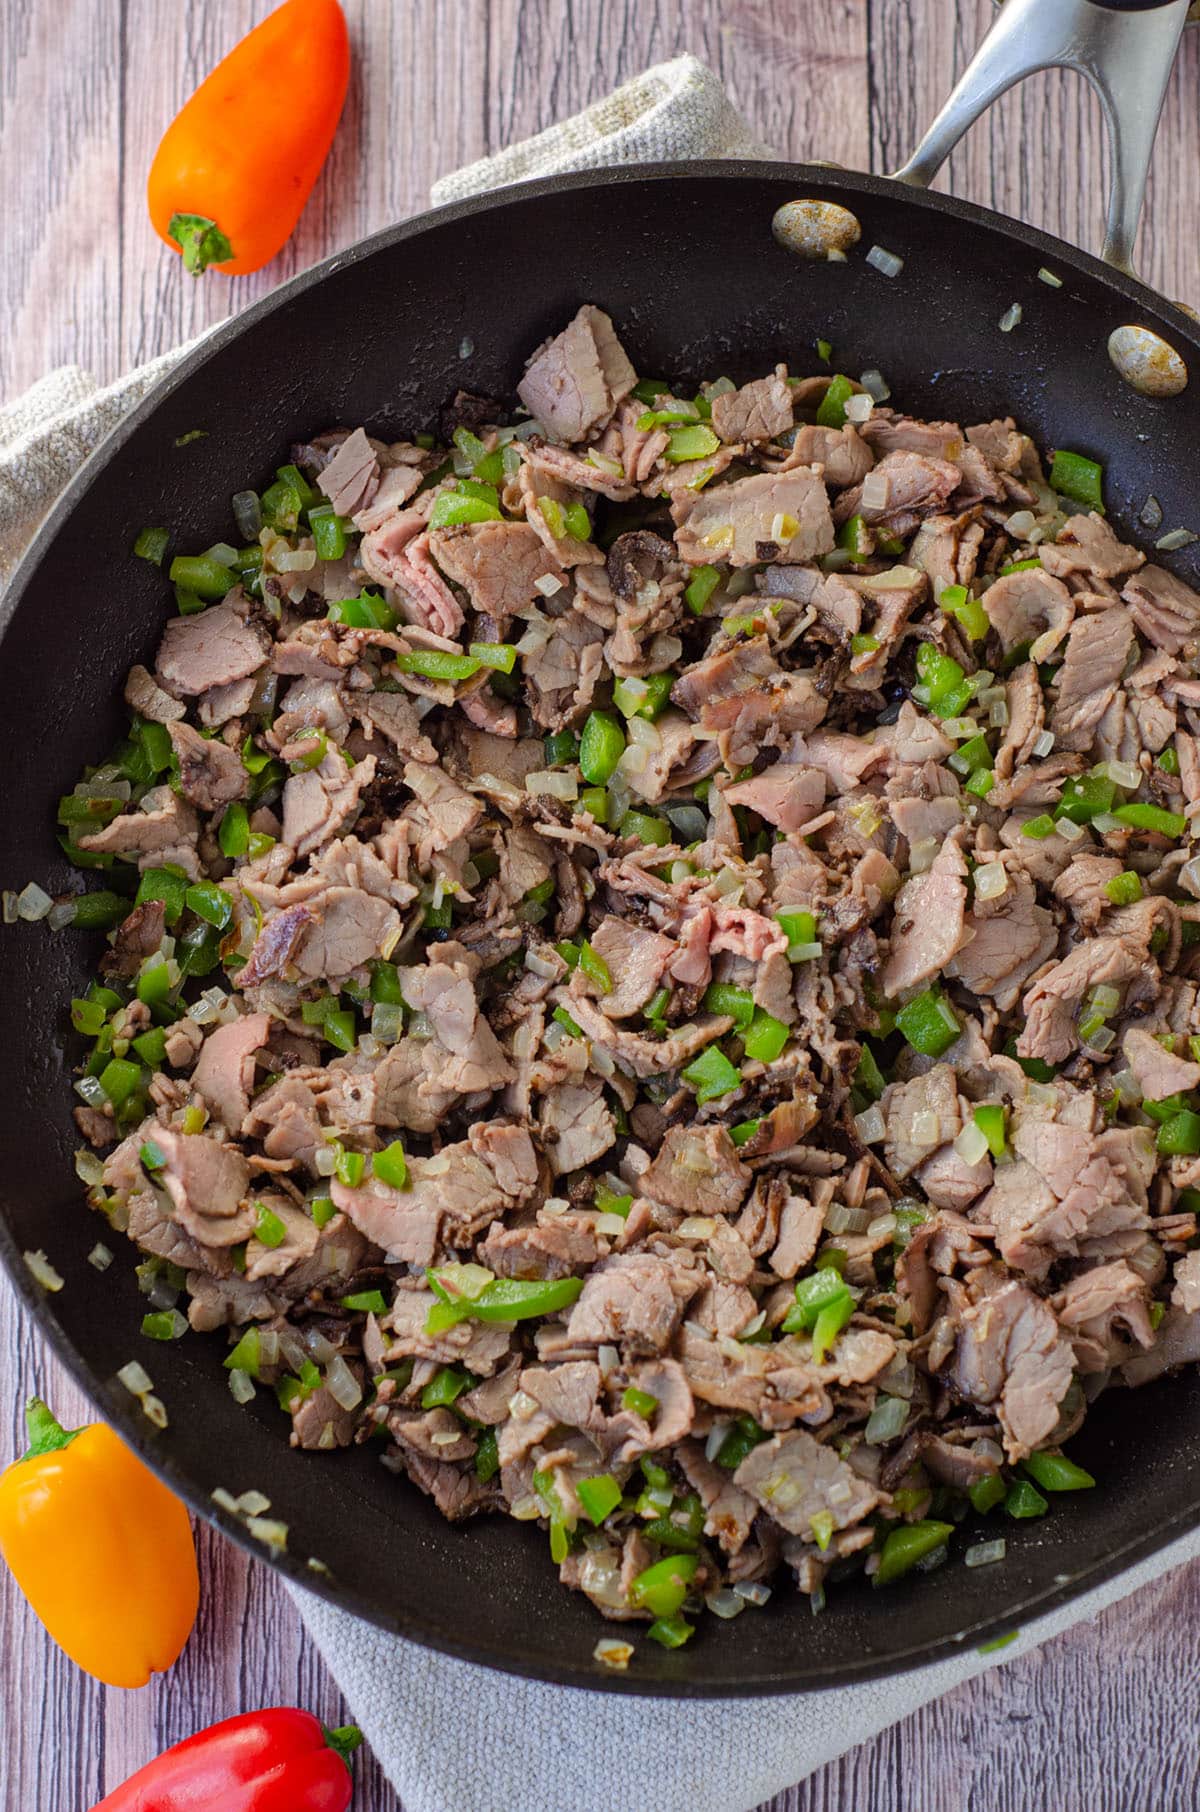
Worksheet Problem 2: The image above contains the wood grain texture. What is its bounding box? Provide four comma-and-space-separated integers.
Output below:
2, 2, 1199, 1807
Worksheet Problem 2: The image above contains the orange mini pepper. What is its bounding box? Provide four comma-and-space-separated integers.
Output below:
147, 0, 350, 276
0, 1397, 199, 1687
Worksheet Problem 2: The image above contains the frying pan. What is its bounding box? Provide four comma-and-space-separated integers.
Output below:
2, 0, 1199, 1696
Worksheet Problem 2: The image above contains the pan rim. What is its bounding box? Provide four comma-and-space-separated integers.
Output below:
5, 157, 1200, 1697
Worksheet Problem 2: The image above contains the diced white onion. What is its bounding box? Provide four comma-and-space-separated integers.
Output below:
854, 1104, 886, 1145
940, 717, 979, 740
965, 1538, 1007, 1568
117, 1360, 153, 1397
868, 563, 921, 591
587, 1041, 616, 1078
1088, 984, 1121, 1016
235, 1488, 272, 1516
911, 1109, 941, 1149
1032, 729, 1055, 757
866, 244, 904, 278
1, 892, 17, 924
48, 901, 77, 931
861, 471, 890, 511
1178, 855, 1200, 897
541, 1195, 570, 1217
1004, 509, 1037, 537
678, 1215, 718, 1240
1140, 494, 1164, 530
246, 1515, 288, 1549
371, 1002, 404, 1045
1038, 266, 1063, 287
1156, 528, 1199, 551
705, 1419, 731, 1463
859, 367, 891, 402
16, 883, 53, 922
844, 393, 874, 423
594, 1638, 635, 1669
1085, 1024, 1115, 1052
529, 771, 580, 800
954, 1121, 991, 1166
314, 1145, 337, 1176
88, 1242, 114, 1272
824, 1202, 873, 1234
1098, 759, 1141, 790
974, 860, 1008, 901
1056, 816, 1085, 842
706, 1588, 748, 1620
732, 1580, 773, 1605
865, 1395, 910, 1444
998, 303, 1023, 333
325, 1355, 363, 1410
279, 1330, 309, 1373
867, 1212, 897, 1239
988, 698, 1010, 728
789, 940, 822, 961
74, 1148, 106, 1186
534, 573, 564, 597
142, 1395, 169, 1430
593, 1211, 627, 1237
908, 837, 938, 875
229, 1368, 256, 1404
24, 1249, 64, 1291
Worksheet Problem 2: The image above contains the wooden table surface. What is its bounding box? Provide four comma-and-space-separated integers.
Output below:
3, 3, 1200, 1807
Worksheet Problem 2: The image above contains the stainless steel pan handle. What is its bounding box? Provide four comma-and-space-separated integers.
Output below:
892, 0, 1190, 274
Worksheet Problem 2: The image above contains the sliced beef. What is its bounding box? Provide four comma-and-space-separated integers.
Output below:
672, 469, 834, 569
156, 602, 268, 696
517, 304, 637, 444
711, 373, 793, 444
316, 426, 380, 518
640, 1125, 751, 1219
567, 1252, 702, 1354
1052, 607, 1136, 752
125, 663, 186, 724
191, 1012, 271, 1132
152, 1128, 255, 1248
429, 519, 563, 626
881, 829, 968, 995
951, 1278, 1074, 1461
1121, 563, 1200, 655
1039, 513, 1145, 585
587, 915, 676, 1019
732, 1429, 885, 1535
168, 719, 248, 812
281, 752, 377, 858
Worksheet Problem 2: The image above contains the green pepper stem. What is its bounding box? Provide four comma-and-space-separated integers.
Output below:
22, 1397, 82, 1461
324, 1725, 364, 1767
167, 212, 234, 277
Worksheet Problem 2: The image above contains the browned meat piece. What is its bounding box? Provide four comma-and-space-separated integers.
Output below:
537, 1081, 616, 1176
244, 1196, 320, 1281
191, 1012, 271, 1132
951, 1279, 1074, 1461
1122, 563, 1200, 655
1122, 1026, 1200, 1102
1052, 1259, 1155, 1372
1018, 935, 1145, 1066
360, 516, 464, 639
949, 861, 1057, 1011
711, 372, 794, 444
168, 719, 248, 812
586, 915, 675, 1019
242, 1073, 323, 1168
881, 830, 968, 995
882, 1065, 963, 1179
151, 1128, 255, 1248
429, 519, 563, 627
564, 993, 733, 1081
335, 1124, 538, 1263
1051, 607, 1136, 752
994, 663, 1045, 780
389, 1406, 476, 1465
479, 1217, 600, 1280
292, 1384, 359, 1451
399, 1451, 500, 1521
124, 663, 186, 724
356, 690, 436, 762
1173, 1251, 1200, 1314
567, 1252, 702, 1354
397, 959, 514, 1094
316, 426, 379, 518
239, 903, 316, 987
835, 449, 960, 536
640, 1125, 751, 1219
675, 1438, 759, 1555
522, 610, 606, 731
908, 509, 985, 595
517, 304, 636, 444
724, 761, 827, 831
1039, 512, 1145, 584
861, 415, 963, 461
99, 900, 166, 979
976, 1113, 1153, 1281
78, 792, 200, 877
156, 602, 268, 696
281, 751, 377, 858
783, 423, 874, 488
982, 566, 1074, 658
672, 468, 834, 569
732, 1428, 885, 1535
769, 1194, 825, 1279
676, 1327, 826, 1429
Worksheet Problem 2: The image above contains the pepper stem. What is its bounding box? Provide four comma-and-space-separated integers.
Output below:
323, 1725, 363, 1768
168, 212, 234, 277
22, 1397, 83, 1461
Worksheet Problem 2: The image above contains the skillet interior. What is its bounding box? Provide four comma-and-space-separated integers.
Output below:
3, 162, 1200, 1695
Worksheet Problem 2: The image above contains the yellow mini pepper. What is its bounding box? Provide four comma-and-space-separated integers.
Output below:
0, 1397, 199, 1687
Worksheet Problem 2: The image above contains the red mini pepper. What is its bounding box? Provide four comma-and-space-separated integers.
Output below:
90, 1709, 362, 1812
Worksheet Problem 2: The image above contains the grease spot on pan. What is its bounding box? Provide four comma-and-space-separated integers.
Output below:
1108, 325, 1188, 398
772, 200, 861, 261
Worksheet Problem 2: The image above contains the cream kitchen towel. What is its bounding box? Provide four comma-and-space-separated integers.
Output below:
3, 48, 1194, 1812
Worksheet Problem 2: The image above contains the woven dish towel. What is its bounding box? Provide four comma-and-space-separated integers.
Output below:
4, 51, 1199, 1812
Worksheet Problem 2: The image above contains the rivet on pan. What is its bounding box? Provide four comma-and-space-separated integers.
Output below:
772, 200, 861, 261
1107, 325, 1188, 398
